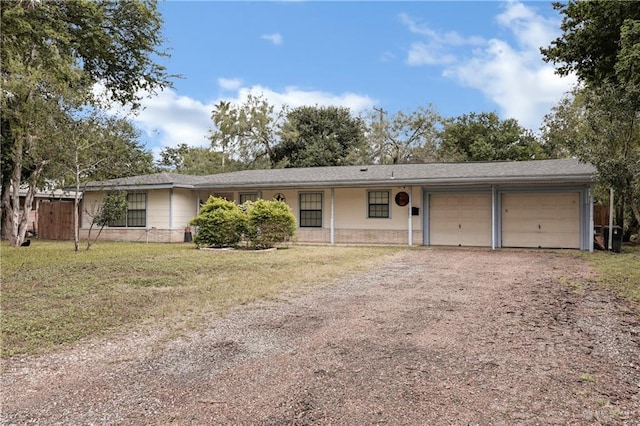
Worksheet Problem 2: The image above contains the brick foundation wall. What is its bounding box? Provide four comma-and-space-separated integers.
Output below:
297, 228, 423, 246
79, 228, 423, 246
79, 228, 185, 243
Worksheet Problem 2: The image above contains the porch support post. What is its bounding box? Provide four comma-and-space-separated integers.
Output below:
589, 187, 594, 252
408, 186, 413, 246
608, 187, 614, 251
169, 188, 174, 228
491, 185, 496, 250
330, 188, 335, 245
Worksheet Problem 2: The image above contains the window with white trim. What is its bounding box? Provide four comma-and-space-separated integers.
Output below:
368, 190, 390, 218
299, 192, 323, 228
110, 193, 146, 227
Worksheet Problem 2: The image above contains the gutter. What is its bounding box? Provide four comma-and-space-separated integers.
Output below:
194, 174, 595, 190
80, 183, 196, 192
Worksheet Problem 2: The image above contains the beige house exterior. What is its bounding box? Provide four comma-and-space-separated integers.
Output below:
80, 158, 596, 250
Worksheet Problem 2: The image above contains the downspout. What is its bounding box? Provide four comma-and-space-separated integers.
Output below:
408, 186, 413, 246
330, 188, 335, 245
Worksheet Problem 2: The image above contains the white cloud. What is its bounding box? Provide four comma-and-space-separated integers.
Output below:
218, 77, 243, 91
230, 85, 376, 114
109, 83, 376, 157
400, 13, 484, 47
407, 42, 456, 66
400, 12, 484, 68
261, 33, 283, 46
134, 89, 213, 153
403, 2, 576, 130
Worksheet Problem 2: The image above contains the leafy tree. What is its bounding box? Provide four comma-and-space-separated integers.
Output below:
158, 143, 240, 175
367, 105, 443, 164
55, 112, 155, 251
1, 0, 170, 246
543, 86, 640, 237
542, 0, 640, 237
439, 112, 547, 162
245, 199, 296, 249
541, 0, 640, 87
190, 197, 246, 248
85, 192, 128, 250
275, 105, 367, 167
209, 94, 285, 170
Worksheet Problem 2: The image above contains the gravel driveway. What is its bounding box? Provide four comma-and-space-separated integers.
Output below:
2, 249, 639, 425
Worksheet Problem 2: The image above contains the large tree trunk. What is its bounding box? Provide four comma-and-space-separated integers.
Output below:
5, 136, 47, 247
6, 143, 24, 247
1, 180, 12, 240
73, 150, 80, 251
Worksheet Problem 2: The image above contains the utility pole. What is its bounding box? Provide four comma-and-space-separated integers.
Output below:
373, 106, 387, 164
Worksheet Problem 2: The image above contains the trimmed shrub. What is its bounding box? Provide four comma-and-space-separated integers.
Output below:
189, 197, 246, 248
245, 199, 296, 249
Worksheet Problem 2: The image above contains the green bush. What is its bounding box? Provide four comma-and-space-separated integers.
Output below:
245, 199, 297, 249
189, 197, 246, 248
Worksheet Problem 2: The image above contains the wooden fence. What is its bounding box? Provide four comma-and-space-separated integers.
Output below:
593, 205, 610, 226
37, 201, 80, 240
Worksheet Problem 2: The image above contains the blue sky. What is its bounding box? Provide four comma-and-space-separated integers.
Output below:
124, 1, 576, 157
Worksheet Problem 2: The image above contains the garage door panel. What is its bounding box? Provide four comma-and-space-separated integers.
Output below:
502, 192, 580, 249
430, 193, 491, 247
461, 227, 492, 246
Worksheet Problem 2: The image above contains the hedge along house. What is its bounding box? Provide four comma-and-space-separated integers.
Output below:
79, 158, 596, 251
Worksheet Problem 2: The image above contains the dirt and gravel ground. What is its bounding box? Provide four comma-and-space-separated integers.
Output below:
2, 249, 640, 425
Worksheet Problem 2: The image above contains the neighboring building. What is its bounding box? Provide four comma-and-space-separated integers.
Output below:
17, 188, 79, 237
80, 158, 596, 250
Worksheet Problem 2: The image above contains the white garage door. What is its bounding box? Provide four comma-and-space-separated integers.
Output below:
429, 193, 491, 247
502, 192, 580, 249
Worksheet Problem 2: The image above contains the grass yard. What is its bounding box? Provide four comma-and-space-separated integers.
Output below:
1, 241, 402, 358
585, 243, 640, 302
2, 241, 638, 359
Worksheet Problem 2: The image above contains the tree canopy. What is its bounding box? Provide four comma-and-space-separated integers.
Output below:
209, 94, 283, 170
275, 106, 367, 168
439, 112, 546, 162
1, 0, 171, 246
541, 0, 640, 87
542, 0, 640, 238
158, 143, 240, 175
368, 106, 443, 165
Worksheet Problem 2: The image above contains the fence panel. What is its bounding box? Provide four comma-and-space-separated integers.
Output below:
37, 202, 78, 240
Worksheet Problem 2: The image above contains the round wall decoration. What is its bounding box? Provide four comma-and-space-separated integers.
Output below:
274, 193, 286, 202
395, 191, 409, 207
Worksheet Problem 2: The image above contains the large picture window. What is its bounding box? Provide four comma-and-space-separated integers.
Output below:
299, 192, 323, 228
110, 193, 146, 227
368, 190, 390, 218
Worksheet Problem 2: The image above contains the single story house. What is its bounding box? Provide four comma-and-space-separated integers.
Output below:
80, 158, 596, 251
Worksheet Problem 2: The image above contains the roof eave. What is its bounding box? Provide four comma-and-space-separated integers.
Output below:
194, 174, 595, 190
83, 183, 196, 191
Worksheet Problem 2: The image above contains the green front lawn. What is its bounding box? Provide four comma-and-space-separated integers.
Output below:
586, 244, 640, 302
1, 241, 402, 358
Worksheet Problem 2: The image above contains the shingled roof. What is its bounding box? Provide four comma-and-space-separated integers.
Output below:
82, 159, 595, 191
81, 172, 203, 191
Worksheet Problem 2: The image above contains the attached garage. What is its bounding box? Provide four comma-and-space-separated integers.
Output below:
429, 193, 492, 247
501, 192, 580, 249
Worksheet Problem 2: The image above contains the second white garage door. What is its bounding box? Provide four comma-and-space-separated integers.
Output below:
501, 192, 580, 249
429, 193, 492, 247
